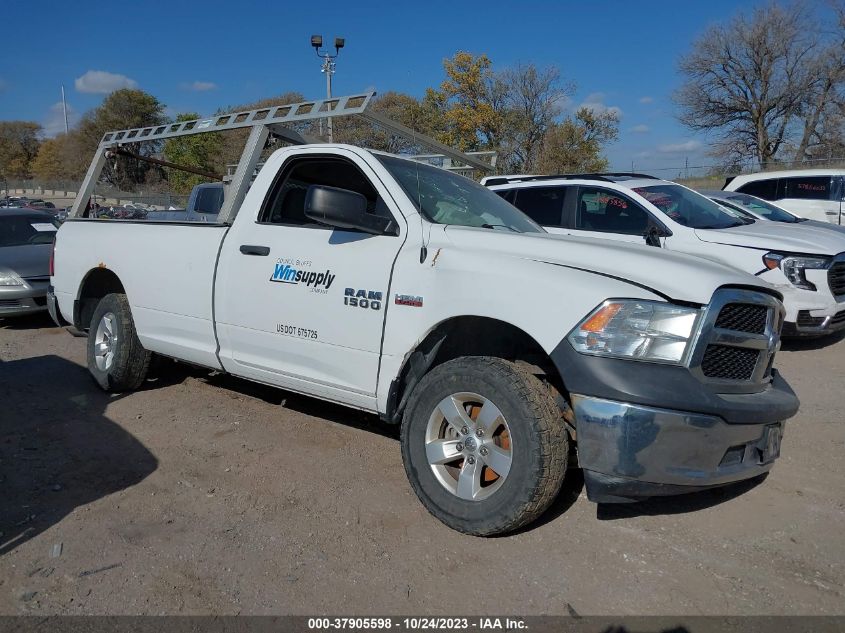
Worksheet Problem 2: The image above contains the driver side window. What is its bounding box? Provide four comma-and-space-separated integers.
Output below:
259, 156, 393, 228
575, 187, 650, 235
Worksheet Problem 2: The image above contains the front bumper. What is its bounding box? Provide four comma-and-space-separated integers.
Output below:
774, 266, 845, 336
0, 281, 48, 317
572, 395, 786, 503
782, 308, 845, 336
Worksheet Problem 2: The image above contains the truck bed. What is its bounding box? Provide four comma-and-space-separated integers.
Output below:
53, 220, 229, 368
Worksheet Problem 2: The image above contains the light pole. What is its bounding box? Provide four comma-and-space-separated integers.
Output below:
310, 35, 345, 143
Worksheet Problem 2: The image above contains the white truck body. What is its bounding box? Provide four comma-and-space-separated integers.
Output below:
48, 103, 799, 534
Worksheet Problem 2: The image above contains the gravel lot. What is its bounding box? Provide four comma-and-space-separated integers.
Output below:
1, 313, 843, 616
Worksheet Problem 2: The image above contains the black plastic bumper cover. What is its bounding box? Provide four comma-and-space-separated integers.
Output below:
550, 340, 799, 426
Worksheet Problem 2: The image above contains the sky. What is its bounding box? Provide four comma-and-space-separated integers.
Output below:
0, 0, 769, 174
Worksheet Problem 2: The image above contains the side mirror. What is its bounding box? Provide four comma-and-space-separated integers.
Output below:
304, 185, 396, 235
643, 223, 669, 247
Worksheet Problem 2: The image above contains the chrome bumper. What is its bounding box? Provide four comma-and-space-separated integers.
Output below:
572, 394, 784, 503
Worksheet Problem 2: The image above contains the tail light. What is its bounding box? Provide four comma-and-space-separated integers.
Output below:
49, 237, 56, 277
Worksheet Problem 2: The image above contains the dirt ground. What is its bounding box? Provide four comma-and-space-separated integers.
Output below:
0, 313, 843, 616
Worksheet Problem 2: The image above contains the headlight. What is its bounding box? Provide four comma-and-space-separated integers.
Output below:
763, 253, 830, 291
0, 271, 24, 287
568, 300, 702, 364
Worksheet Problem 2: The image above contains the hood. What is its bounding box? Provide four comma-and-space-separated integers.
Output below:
0, 244, 51, 279
694, 222, 845, 255
444, 227, 770, 305
805, 219, 845, 235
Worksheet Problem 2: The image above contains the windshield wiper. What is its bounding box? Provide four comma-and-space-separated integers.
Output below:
481, 223, 521, 233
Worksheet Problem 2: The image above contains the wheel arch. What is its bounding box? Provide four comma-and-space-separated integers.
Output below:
383, 315, 570, 424
74, 267, 126, 331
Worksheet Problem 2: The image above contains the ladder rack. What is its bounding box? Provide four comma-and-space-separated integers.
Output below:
69, 91, 495, 221
98, 93, 375, 146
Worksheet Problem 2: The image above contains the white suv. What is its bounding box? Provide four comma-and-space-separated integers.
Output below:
488, 173, 845, 336
723, 169, 845, 225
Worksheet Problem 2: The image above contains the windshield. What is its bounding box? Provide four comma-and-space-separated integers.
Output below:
0, 215, 58, 247
633, 184, 747, 230
719, 194, 803, 223
375, 154, 544, 233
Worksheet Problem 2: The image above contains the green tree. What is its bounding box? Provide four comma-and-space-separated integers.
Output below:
333, 91, 432, 153
75, 89, 167, 189
162, 113, 223, 194
0, 121, 42, 179
536, 108, 619, 174
423, 52, 504, 151
215, 92, 308, 169
31, 136, 68, 181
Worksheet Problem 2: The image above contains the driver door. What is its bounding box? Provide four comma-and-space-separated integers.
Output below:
214, 152, 405, 409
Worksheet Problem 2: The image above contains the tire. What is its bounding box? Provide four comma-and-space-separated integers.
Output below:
401, 356, 568, 536
87, 293, 150, 392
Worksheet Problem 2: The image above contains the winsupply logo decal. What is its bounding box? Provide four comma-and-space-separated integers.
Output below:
270, 258, 335, 293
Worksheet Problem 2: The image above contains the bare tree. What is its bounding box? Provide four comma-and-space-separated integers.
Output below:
499, 64, 574, 171
792, 1, 845, 161
674, 2, 843, 167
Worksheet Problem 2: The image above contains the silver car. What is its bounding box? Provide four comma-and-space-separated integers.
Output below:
0, 209, 59, 317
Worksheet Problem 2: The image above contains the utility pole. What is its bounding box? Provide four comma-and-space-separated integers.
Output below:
310, 35, 345, 143
61, 85, 69, 134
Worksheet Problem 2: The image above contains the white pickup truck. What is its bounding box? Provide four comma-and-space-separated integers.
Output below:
48, 106, 799, 534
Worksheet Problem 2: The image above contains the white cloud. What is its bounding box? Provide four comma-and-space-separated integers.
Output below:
578, 92, 623, 118
75, 70, 138, 94
631, 124, 650, 134
639, 96, 654, 104
657, 140, 702, 154
42, 101, 79, 137
182, 80, 218, 91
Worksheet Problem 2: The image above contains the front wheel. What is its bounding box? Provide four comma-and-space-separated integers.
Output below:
87, 293, 150, 392
401, 357, 568, 536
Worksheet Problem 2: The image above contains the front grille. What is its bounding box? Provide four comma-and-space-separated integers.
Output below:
0, 299, 21, 308
701, 344, 759, 380
831, 310, 845, 326
715, 303, 768, 334
691, 289, 782, 391
830, 261, 845, 297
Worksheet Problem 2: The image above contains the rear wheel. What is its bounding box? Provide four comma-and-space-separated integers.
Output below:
401, 356, 568, 536
87, 293, 150, 392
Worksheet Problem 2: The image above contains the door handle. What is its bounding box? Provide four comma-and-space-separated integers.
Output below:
240, 244, 270, 256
